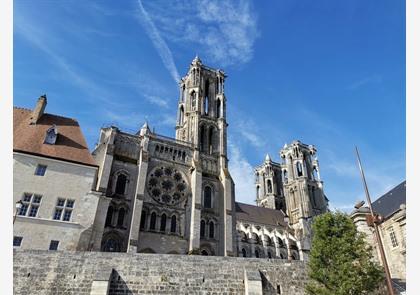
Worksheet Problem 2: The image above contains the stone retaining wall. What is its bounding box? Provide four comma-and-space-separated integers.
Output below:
13, 250, 309, 295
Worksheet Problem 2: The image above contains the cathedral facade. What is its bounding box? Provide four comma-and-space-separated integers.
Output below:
13, 57, 329, 260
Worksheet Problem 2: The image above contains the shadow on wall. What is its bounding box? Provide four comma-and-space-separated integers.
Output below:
109, 269, 133, 295
261, 271, 282, 295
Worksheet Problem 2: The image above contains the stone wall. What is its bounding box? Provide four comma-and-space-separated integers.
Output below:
14, 250, 309, 295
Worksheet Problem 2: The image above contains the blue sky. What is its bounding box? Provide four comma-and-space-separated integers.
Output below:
14, 0, 405, 211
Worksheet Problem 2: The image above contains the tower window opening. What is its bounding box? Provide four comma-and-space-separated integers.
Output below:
204, 80, 209, 115
191, 91, 196, 109
267, 179, 273, 194
117, 208, 125, 227
297, 162, 303, 177
200, 125, 206, 152
283, 170, 288, 183
105, 206, 114, 227
204, 186, 212, 208
179, 106, 184, 125
216, 99, 221, 118
256, 185, 260, 199
115, 174, 127, 195
208, 127, 214, 154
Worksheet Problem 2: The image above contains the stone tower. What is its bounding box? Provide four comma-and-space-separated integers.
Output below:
254, 154, 286, 211
175, 56, 227, 165
280, 140, 328, 259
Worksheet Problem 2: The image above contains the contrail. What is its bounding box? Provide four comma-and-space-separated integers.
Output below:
136, 0, 181, 84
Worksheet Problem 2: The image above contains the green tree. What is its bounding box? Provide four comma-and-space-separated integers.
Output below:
305, 211, 384, 295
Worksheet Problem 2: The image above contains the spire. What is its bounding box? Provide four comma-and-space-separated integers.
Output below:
192, 54, 201, 65
140, 120, 151, 136
265, 153, 271, 162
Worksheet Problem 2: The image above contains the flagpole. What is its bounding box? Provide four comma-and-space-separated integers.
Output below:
355, 146, 394, 295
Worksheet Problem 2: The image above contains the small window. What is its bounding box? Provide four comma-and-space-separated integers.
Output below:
62, 210, 72, 221
255, 249, 259, 258
53, 198, 74, 222
44, 125, 58, 144
49, 240, 59, 251
388, 227, 399, 248
34, 165, 47, 176
13, 236, 23, 247
19, 193, 42, 217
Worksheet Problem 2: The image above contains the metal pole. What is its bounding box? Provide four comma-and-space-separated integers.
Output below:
355, 146, 395, 295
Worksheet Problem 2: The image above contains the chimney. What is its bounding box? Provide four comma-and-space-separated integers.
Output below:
30, 94, 47, 124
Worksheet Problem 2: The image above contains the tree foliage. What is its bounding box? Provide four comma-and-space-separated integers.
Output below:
305, 211, 384, 295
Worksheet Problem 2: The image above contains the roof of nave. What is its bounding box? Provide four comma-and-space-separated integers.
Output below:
235, 202, 288, 227
13, 107, 97, 167
372, 180, 406, 219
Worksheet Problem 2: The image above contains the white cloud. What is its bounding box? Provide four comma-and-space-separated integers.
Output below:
228, 142, 256, 204
348, 74, 383, 90
136, 0, 181, 83
144, 94, 169, 108
144, 0, 259, 67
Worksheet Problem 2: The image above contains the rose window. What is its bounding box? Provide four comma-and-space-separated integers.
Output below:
147, 166, 190, 205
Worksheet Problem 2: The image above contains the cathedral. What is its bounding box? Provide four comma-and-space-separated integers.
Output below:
13, 57, 329, 261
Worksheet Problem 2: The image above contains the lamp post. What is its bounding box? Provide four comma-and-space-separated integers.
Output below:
355, 146, 395, 295
14, 200, 23, 224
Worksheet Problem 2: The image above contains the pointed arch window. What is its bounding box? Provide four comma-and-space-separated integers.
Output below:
179, 106, 184, 125
150, 212, 157, 230
117, 208, 125, 227
216, 99, 221, 118
160, 214, 167, 232
267, 179, 273, 194
200, 125, 206, 152
204, 80, 209, 115
256, 185, 260, 199
115, 174, 127, 195
200, 220, 205, 238
140, 210, 147, 230
208, 127, 214, 154
105, 206, 114, 227
170, 215, 177, 233
297, 162, 303, 177
209, 221, 215, 238
191, 91, 196, 109
255, 249, 260, 258
242, 248, 247, 257
204, 186, 212, 208
283, 170, 288, 183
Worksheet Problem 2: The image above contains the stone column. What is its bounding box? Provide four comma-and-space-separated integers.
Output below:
89, 193, 112, 251
285, 237, 292, 260
188, 151, 202, 252
127, 142, 149, 253
274, 234, 280, 258
220, 167, 234, 256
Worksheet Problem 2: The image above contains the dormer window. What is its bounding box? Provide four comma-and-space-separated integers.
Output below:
44, 125, 58, 144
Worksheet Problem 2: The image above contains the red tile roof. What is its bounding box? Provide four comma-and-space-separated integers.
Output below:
13, 107, 97, 167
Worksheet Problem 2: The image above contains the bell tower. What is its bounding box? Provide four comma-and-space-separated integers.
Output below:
280, 140, 328, 259
175, 56, 235, 256
175, 56, 227, 166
